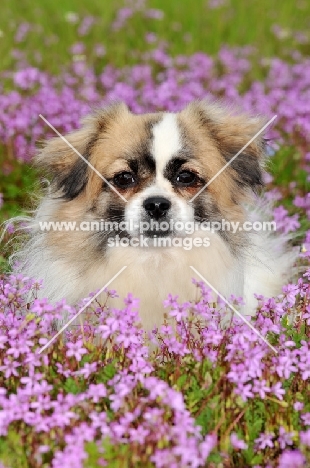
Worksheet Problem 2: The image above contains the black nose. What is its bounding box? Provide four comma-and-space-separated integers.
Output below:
143, 196, 171, 219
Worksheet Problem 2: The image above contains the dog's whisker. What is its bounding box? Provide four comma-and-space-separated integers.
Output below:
5, 100, 297, 335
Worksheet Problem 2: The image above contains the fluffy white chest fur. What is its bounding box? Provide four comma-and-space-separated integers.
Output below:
18, 215, 295, 331
14, 100, 297, 329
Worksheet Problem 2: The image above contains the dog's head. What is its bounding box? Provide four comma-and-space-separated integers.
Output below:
36, 99, 267, 253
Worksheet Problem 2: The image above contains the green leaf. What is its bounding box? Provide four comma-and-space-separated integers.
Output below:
96, 362, 117, 384
0, 430, 29, 468
64, 377, 81, 394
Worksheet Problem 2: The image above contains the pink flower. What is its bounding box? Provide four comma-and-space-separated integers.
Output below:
70, 42, 85, 55
301, 413, 310, 426
124, 293, 140, 309
294, 401, 304, 411
75, 362, 97, 378
234, 383, 254, 401
300, 429, 310, 447
278, 450, 306, 468
163, 294, 179, 308
66, 340, 87, 361
255, 432, 274, 449
252, 379, 270, 399
278, 426, 294, 449
271, 382, 285, 400
87, 384, 107, 403
0, 358, 20, 378
230, 432, 248, 450
200, 433, 217, 459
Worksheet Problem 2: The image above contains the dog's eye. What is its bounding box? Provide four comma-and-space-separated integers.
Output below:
175, 170, 197, 186
113, 172, 136, 188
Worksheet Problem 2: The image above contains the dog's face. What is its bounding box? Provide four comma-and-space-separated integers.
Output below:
37, 100, 266, 255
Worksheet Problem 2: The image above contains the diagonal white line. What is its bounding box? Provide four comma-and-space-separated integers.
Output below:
38, 266, 127, 353
39, 114, 128, 203
189, 266, 278, 353
190, 115, 277, 202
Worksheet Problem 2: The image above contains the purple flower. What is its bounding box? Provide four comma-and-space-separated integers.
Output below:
300, 429, 310, 447
145, 33, 157, 43
298, 343, 310, 380
230, 432, 248, 450
129, 426, 150, 444
66, 340, 87, 361
86, 384, 107, 403
94, 44, 106, 57
273, 206, 300, 234
278, 450, 306, 468
163, 294, 179, 308
77, 16, 95, 36
55, 363, 73, 378
255, 432, 274, 449
200, 433, 217, 459
89, 411, 108, 431
75, 362, 97, 378
278, 426, 294, 449
208, 0, 228, 8
169, 303, 189, 321
112, 7, 133, 31
276, 349, 298, 379
301, 413, 310, 426
252, 379, 270, 399
70, 42, 85, 55
7, 336, 34, 358
124, 293, 140, 310
294, 401, 304, 411
144, 9, 164, 20
234, 383, 254, 401
271, 382, 285, 400
0, 358, 20, 378
282, 284, 299, 306
98, 316, 119, 339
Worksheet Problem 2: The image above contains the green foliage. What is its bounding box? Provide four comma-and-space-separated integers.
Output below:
0, 0, 310, 73
0, 429, 29, 468
64, 377, 83, 394
0, 0, 310, 237
85, 439, 155, 468
96, 362, 118, 384
0, 2, 310, 465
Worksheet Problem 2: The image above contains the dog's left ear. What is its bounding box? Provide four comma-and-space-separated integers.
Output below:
36, 102, 129, 200
188, 99, 268, 192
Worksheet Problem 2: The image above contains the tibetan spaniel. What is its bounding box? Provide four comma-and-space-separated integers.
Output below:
15, 100, 297, 329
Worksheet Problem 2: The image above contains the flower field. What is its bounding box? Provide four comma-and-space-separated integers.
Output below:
0, 0, 310, 466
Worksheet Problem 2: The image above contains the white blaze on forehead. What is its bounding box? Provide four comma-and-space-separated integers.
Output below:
151, 113, 182, 178
125, 113, 193, 234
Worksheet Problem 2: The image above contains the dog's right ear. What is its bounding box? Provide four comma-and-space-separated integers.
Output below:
36, 102, 129, 200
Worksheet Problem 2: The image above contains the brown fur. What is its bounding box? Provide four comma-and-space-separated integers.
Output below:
13, 99, 298, 333
36, 100, 267, 262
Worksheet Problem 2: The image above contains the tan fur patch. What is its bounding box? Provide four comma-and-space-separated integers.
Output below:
40, 99, 266, 256
178, 100, 266, 223
86, 108, 161, 202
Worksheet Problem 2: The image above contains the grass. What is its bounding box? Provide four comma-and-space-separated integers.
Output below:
1, 3, 310, 466
0, 0, 310, 74
0, 0, 309, 232
0, 0, 310, 264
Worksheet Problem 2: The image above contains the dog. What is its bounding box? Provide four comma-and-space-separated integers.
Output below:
14, 99, 297, 329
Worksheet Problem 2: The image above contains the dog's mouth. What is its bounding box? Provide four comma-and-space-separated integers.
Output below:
141, 230, 173, 238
